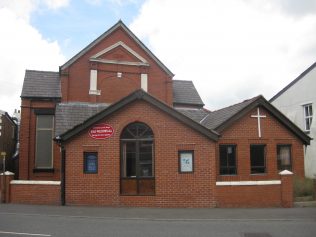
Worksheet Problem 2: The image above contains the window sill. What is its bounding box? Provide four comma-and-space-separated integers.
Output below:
33, 168, 54, 173
89, 90, 101, 95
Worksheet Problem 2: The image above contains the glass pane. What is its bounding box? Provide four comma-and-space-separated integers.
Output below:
306, 118, 311, 131
250, 145, 265, 173
310, 105, 313, 116
305, 106, 309, 116
140, 164, 152, 177
121, 122, 153, 139
85, 153, 97, 173
37, 115, 53, 129
126, 152, 136, 177
278, 145, 291, 171
35, 130, 53, 168
219, 145, 236, 175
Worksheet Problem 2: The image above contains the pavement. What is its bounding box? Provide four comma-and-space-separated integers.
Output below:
0, 203, 315, 221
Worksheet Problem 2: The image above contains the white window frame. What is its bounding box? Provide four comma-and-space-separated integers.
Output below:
89, 69, 101, 95
303, 104, 313, 132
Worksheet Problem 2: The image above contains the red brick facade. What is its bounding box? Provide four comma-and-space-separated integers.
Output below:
64, 101, 216, 207
15, 21, 309, 207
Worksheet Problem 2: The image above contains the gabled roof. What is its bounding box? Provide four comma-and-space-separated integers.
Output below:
270, 61, 316, 102
56, 89, 219, 142
21, 70, 61, 99
60, 20, 174, 77
173, 80, 204, 107
55, 102, 109, 136
203, 95, 311, 145
201, 96, 259, 130
177, 95, 311, 145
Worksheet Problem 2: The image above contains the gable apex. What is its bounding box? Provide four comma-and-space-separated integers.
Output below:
90, 41, 149, 67
60, 20, 174, 77
207, 95, 311, 145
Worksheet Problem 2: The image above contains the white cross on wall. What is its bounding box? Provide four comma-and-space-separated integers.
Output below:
251, 107, 266, 138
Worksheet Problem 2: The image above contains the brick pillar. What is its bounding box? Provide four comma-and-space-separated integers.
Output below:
1, 171, 14, 203
279, 170, 294, 208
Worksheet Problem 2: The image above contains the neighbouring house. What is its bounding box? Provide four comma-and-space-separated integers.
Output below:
270, 62, 316, 178
13, 21, 310, 207
0, 110, 18, 173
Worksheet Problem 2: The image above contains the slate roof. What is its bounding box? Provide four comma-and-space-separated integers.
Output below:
21, 70, 61, 98
173, 80, 204, 107
55, 102, 109, 136
201, 96, 260, 130
270, 61, 316, 102
176, 108, 209, 123
56, 90, 219, 141
176, 95, 310, 144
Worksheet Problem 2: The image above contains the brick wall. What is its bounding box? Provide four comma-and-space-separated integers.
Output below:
61, 27, 173, 106
216, 106, 305, 182
214, 106, 303, 207
19, 99, 61, 181
10, 182, 60, 205
216, 185, 281, 207
64, 100, 216, 208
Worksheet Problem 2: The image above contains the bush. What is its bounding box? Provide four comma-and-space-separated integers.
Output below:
293, 176, 315, 198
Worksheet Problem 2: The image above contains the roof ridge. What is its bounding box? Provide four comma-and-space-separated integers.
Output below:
211, 95, 262, 113
26, 69, 58, 73
173, 79, 193, 82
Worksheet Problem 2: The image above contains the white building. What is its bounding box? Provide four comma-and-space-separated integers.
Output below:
271, 62, 316, 178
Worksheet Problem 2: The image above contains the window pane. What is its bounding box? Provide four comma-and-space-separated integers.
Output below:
35, 130, 53, 168
84, 153, 98, 173
219, 145, 236, 175
37, 115, 53, 129
277, 145, 291, 171
126, 152, 136, 177
179, 151, 194, 173
306, 118, 311, 131
250, 145, 266, 174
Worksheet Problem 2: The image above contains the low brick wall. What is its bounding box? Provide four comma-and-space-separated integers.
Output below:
10, 180, 61, 205
216, 183, 282, 207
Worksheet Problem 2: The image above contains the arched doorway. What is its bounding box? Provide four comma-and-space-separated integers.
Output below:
120, 122, 155, 195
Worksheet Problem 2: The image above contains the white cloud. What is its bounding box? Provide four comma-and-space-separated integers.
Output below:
0, 3, 65, 114
130, 0, 316, 110
42, 0, 69, 9
0, 0, 69, 21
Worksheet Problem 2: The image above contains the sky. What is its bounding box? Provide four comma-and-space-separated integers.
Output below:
0, 0, 316, 115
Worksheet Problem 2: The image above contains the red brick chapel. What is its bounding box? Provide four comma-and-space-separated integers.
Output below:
14, 21, 310, 207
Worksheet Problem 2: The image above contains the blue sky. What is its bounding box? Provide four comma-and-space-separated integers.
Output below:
30, 0, 144, 58
1, 0, 316, 114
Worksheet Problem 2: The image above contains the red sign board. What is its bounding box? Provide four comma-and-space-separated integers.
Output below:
89, 123, 114, 139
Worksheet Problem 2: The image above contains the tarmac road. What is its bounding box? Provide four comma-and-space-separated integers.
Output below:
0, 204, 315, 237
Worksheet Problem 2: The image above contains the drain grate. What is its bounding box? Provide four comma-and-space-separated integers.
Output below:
243, 233, 272, 237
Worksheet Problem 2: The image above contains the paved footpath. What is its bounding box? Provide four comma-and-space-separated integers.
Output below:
0, 204, 315, 237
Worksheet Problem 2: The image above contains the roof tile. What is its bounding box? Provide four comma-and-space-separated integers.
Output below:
21, 70, 61, 98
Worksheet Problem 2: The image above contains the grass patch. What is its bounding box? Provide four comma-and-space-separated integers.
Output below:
293, 176, 315, 198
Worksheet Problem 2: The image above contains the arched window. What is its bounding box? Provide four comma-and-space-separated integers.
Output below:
120, 122, 154, 195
